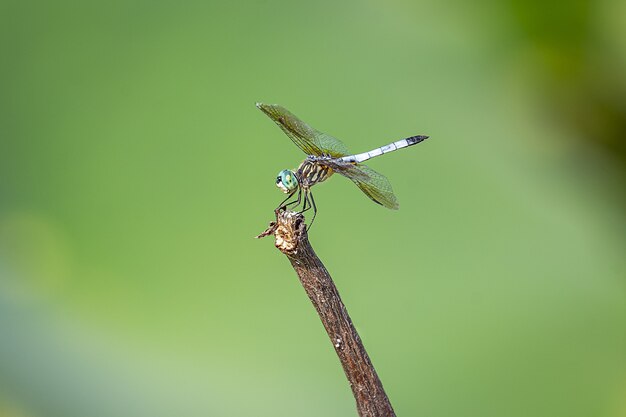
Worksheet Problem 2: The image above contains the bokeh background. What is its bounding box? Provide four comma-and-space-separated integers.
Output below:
1, 1, 625, 416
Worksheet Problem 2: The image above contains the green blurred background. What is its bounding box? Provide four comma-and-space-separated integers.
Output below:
1, 1, 625, 416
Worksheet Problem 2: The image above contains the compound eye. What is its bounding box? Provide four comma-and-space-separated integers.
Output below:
276, 169, 298, 192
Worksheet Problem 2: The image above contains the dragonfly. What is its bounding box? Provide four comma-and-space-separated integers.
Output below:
257, 103, 429, 227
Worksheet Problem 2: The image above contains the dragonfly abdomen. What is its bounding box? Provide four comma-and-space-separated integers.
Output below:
297, 160, 333, 188
340, 135, 429, 163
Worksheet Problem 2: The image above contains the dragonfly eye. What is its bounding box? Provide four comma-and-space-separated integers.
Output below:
276, 169, 298, 193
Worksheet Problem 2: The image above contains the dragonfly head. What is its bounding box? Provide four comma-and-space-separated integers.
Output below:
276, 169, 299, 193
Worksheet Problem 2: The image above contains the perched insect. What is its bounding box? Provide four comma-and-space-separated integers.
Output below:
257, 103, 429, 226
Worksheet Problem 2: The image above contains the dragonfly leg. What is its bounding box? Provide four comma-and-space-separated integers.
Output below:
276, 189, 297, 211
301, 192, 308, 212
284, 188, 302, 209
307, 191, 317, 231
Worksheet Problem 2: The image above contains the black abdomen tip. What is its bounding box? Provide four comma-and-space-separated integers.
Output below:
407, 135, 429, 145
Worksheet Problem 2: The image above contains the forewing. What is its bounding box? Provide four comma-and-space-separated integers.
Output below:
325, 160, 399, 209
257, 103, 350, 157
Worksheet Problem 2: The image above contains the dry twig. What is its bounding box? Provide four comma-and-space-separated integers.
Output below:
257, 209, 396, 417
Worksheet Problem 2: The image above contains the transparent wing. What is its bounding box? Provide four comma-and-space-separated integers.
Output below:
257, 103, 350, 157
323, 160, 399, 209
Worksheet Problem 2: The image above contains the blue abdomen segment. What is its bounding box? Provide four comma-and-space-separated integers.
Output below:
340, 135, 429, 163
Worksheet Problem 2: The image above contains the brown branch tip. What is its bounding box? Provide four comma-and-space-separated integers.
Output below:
255, 209, 305, 255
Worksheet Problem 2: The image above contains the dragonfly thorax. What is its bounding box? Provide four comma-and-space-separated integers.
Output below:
276, 169, 299, 193
297, 159, 333, 188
